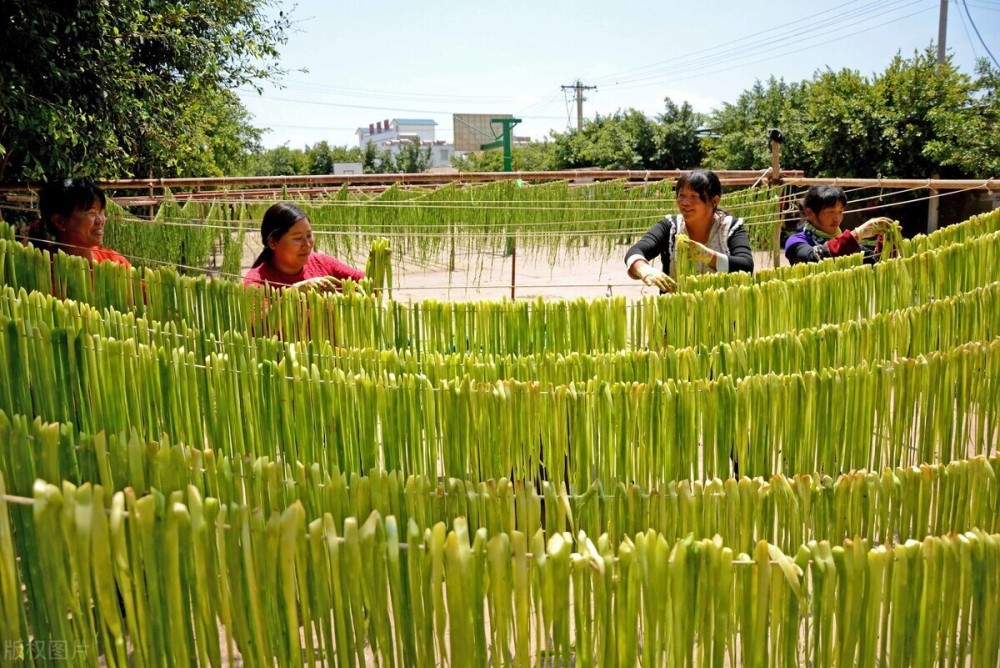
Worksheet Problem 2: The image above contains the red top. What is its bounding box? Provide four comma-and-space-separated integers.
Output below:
243, 252, 364, 289
91, 247, 131, 268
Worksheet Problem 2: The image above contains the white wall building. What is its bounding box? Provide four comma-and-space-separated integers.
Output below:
356, 118, 455, 169
332, 162, 363, 175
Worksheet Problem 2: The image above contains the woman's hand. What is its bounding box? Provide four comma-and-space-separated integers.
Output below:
293, 276, 342, 292
853, 217, 894, 240
684, 239, 718, 267
635, 262, 676, 292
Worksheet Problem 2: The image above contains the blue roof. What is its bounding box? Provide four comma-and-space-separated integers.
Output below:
393, 118, 437, 126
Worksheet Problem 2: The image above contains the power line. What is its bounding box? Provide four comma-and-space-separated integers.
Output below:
587, 0, 872, 86
962, 0, 1000, 67
606, 3, 933, 93
956, 0, 982, 61
963, 0, 1000, 12
239, 92, 565, 121
590, 0, 930, 91
560, 80, 597, 129
266, 80, 519, 104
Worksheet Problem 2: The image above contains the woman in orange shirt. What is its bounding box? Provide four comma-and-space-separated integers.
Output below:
22, 178, 130, 267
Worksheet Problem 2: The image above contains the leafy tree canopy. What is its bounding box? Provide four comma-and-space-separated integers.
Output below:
451, 141, 558, 172
548, 101, 704, 171
248, 142, 365, 176
705, 47, 995, 179
452, 98, 703, 173
0, 0, 290, 182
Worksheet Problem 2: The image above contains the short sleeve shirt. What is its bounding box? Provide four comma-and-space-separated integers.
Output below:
243, 252, 365, 289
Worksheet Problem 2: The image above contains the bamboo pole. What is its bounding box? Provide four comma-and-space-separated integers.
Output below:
1, 169, 794, 193
782, 176, 999, 190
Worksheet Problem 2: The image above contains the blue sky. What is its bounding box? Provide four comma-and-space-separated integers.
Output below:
237, 0, 1000, 149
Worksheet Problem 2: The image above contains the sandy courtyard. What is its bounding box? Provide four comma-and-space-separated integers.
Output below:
240, 236, 783, 302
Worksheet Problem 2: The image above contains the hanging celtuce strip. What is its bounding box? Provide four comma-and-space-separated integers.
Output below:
0, 197, 999, 667
2, 480, 999, 667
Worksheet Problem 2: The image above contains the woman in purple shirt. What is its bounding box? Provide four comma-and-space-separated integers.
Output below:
784, 185, 893, 265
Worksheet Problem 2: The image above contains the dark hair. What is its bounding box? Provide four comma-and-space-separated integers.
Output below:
20, 178, 107, 251
39, 178, 106, 225
252, 202, 309, 268
675, 169, 722, 204
802, 185, 847, 215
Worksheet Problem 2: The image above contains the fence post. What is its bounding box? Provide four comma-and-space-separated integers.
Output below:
510, 233, 516, 301
927, 172, 940, 233
767, 129, 785, 269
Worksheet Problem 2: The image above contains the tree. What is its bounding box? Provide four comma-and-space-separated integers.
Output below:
452, 141, 557, 172
308, 141, 335, 175
546, 105, 704, 171
797, 49, 980, 179
550, 110, 655, 170
326, 144, 364, 165
395, 139, 431, 173
252, 145, 307, 176
873, 48, 976, 178
703, 77, 809, 172
799, 68, 884, 177
167, 88, 264, 177
362, 142, 395, 174
652, 97, 704, 169
948, 58, 1000, 177
705, 49, 993, 179
0, 0, 290, 181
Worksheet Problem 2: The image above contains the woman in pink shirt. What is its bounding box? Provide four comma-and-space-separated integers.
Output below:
244, 202, 363, 290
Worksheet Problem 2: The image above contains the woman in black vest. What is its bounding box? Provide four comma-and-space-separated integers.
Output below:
625, 169, 753, 292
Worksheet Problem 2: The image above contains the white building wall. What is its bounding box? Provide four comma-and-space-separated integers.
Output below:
332, 162, 363, 175
392, 121, 436, 143
357, 119, 438, 148
355, 118, 454, 171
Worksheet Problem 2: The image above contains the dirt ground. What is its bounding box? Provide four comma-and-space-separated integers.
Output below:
239, 236, 784, 302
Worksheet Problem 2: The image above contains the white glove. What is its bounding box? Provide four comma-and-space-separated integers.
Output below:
635, 262, 676, 292
683, 239, 721, 267
853, 217, 894, 241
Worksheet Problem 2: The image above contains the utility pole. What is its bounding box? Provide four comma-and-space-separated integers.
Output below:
561, 79, 597, 130
929, 0, 948, 232
936, 0, 948, 64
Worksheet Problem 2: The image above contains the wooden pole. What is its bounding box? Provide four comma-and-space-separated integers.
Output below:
510, 233, 516, 301
781, 177, 999, 189
769, 138, 783, 269
928, 171, 940, 233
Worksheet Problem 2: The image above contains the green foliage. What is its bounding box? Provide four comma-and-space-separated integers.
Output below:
251, 145, 309, 176
307, 141, 336, 175
394, 139, 432, 173
800, 68, 884, 177
552, 110, 653, 169
929, 58, 1000, 177
363, 142, 394, 174
706, 48, 995, 179
653, 98, 705, 168
547, 99, 704, 170
452, 141, 558, 172
248, 141, 363, 176
872, 48, 974, 178
358, 140, 429, 174
305, 141, 363, 174
0, 0, 290, 181
703, 77, 809, 172
165, 88, 264, 177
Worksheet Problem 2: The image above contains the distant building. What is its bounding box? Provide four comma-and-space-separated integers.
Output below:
332, 162, 363, 175
356, 118, 455, 169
